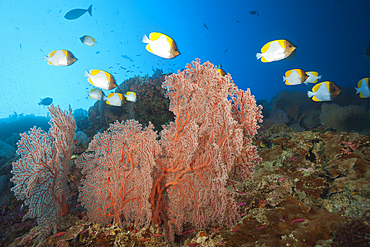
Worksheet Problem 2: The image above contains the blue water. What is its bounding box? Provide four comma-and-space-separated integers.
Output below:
1, 0, 369, 119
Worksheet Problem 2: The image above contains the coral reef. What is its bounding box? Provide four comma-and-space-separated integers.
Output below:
320, 103, 370, 132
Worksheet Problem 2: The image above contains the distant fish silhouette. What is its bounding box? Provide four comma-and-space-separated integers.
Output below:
64, 4, 92, 20
38, 97, 53, 106
203, 23, 209, 30
249, 10, 259, 16
121, 55, 133, 62
364, 44, 370, 61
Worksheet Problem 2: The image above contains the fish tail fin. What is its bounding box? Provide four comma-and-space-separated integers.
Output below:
43, 56, 49, 60
142, 34, 150, 44
102, 96, 108, 101
355, 87, 360, 94
84, 70, 90, 77
87, 4, 92, 16
256, 53, 263, 60
307, 91, 314, 98
317, 75, 322, 80
283, 76, 287, 82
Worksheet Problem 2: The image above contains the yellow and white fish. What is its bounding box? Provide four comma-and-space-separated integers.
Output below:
217, 65, 226, 77
355, 78, 370, 98
283, 69, 308, 85
308, 81, 341, 102
104, 93, 124, 106
88, 88, 104, 100
84, 69, 117, 90
44, 50, 77, 66
305, 71, 322, 84
80, 35, 96, 46
256, 39, 296, 63
142, 32, 180, 59
125, 91, 137, 102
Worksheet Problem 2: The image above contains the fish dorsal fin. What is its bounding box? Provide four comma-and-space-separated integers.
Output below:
311, 82, 323, 93
285, 69, 292, 77
149, 32, 163, 41
261, 41, 273, 53
90, 69, 101, 76
49, 50, 57, 57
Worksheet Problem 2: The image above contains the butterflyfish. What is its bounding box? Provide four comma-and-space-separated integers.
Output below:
217, 65, 226, 77
84, 70, 117, 90
64, 4, 92, 20
124, 91, 137, 102
38, 97, 53, 106
80, 35, 96, 46
305, 71, 322, 84
88, 88, 104, 100
104, 93, 124, 106
355, 78, 370, 98
307, 81, 341, 102
283, 69, 308, 85
256, 39, 296, 63
142, 32, 180, 59
44, 50, 77, 66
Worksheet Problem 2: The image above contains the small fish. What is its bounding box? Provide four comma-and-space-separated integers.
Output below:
80, 35, 96, 46
278, 177, 287, 181
241, 213, 247, 216
214, 227, 222, 233
188, 243, 200, 246
139, 239, 150, 241
84, 70, 117, 90
38, 97, 53, 106
249, 10, 259, 16
104, 93, 124, 106
255, 225, 266, 231
19, 43, 22, 50
288, 157, 299, 162
224, 49, 228, 53
182, 228, 195, 235
153, 234, 163, 237
256, 39, 297, 63
283, 69, 309, 85
231, 226, 241, 232
54, 232, 67, 237
121, 55, 133, 62
44, 50, 77, 66
235, 190, 246, 194
308, 81, 341, 102
203, 23, 209, 30
217, 65, 226, 77
88, 88, 104, 101
355, 78, 370, 98
290, 218, 305, 224
64, 4, 92, 20
236, 203, 246, 206
125, 91, 137, 102
305, 71, 322, 84
142, 32, 180, 59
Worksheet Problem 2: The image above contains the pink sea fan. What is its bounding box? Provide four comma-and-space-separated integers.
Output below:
10, 105, 75, 240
